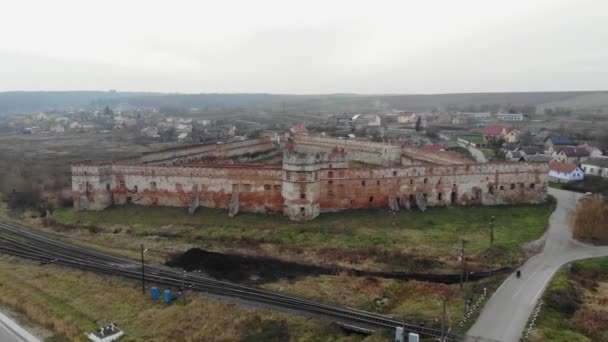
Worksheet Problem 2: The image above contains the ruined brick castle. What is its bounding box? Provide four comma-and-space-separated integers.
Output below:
71, 134, 548, 221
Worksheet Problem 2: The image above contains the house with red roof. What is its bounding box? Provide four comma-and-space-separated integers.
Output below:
548, 161, 584, 183
482, 124, 507, 144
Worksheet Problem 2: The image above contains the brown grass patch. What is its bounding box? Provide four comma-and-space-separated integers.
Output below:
570, 195, 608, 243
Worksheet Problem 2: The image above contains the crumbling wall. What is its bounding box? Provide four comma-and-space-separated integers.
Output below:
73, 164, 283, 213
401, 147, 473, 165
317, 162, 548, 211
71, 163, 114, 210
71, 137, 549, 220
294, 136, 401, 166
136, 138, 276, 166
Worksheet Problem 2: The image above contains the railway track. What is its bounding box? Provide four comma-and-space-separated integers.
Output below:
0, 221, 497, 342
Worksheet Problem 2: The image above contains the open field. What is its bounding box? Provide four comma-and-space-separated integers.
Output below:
0, 132, 153, 203
527, 257, 608, 342
262, 272, 506, 332
0, 257, 363, 342
0, 196, 528, 339
48, 200, 555, 273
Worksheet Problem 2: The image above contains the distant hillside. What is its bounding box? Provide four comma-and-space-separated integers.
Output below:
0, 91, 153, 113
536, 92, 608, 111
0, 90, 605, 114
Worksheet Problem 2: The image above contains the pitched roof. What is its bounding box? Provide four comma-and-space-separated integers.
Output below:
483, 124, 506, 136
502, 142, 518, 152
545, 135, 572, 145
549, 161, 579, 174
522, 154, 553, 162
508, 151, 523, 159
583, 157, 608, 168
576, 144, 600, 153
519, 146, 544, 155
287, 124, 308, 134
558, 146, 590, 157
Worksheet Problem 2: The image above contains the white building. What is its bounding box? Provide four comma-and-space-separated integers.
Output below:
352, 114, 381, 127
456, 112, 491, 119
497, 113, 525, 121
581, 157, 608, 178
548, 161, 584, 183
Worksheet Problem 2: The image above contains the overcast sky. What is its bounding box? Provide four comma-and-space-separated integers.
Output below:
1, 0, 607, 94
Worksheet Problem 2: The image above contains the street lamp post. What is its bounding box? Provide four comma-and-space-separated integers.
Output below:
140, 244, 148, 295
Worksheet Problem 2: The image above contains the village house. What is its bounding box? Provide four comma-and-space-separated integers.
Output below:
518, 146, 545, 156
504, 130, 521, 143
581, 157, 608, 178
352, 114, 381, 129
544, 135, 573, 152
548, 161, 584, 183
506, 150, 524, 161
553, 146, 591, 163
576, 143, 603, 157
455, 112, 492, 119
482, 124, 507, 144
397, 112, 417, 124
520, 154, 553, 163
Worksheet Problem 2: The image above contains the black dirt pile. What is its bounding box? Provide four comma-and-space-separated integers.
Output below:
167, 248, 332, 283
167, 248, 513, 285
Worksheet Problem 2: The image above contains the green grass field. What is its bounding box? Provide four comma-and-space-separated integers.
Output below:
51, 199, 555, 272
458, 135, 483, 144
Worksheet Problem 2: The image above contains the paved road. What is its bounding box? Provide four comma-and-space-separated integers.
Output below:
468, 188, 608, 341
457, 141, 487, 163
0, 311, 40, 342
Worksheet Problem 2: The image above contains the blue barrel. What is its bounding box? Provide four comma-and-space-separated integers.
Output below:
150, 287, 159, 300
163, 289, 172, 304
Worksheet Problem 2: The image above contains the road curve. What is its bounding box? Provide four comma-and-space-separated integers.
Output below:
468, 188, 608, 341
457, 141, 487, 163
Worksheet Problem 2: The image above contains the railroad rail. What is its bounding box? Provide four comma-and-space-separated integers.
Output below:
0, 221, 497, 342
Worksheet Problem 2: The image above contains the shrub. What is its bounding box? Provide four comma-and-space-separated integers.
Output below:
545, 281, 581, 316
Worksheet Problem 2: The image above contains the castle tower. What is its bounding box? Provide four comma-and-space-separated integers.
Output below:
281, 150, 323, 221
71, 163, 114, 211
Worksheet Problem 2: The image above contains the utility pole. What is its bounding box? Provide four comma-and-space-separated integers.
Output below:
441, 300, 446, 342
459, 239, 467, 289
140, 244, 147, 295
490, 215, 495, 247
460, 239, 469, 318
182, 270, 187, 306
